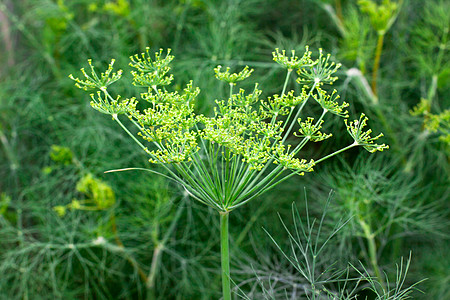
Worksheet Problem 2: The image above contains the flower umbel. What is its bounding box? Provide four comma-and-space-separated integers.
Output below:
272, 47, 315, 70
214, 65, 253, 85
130, 48, 174, 87
71, 47, 387, 211
345, 113, 389, 153
295, 118, 332, 142
297, 49, 341, 86
69, 59, 122, 91
313, 87, 349, 117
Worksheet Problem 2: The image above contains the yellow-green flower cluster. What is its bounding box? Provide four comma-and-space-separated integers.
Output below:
69, 59, 122, 91
69, 59, 136, 116
313, 87, 349, 117
272, 144, 315, 175
90, 93, 137, 115
200, 74, 319, 171
272, 47, 314, 71
295, 118, 332, 142
49, 145, 73, 165
130, 48, 174, 87
214, 65, 253, 85
263, 90, 308, 115
53, 173, 115, 217
200, 86, 278, 170
358, 0, 401, 34
129, 86, 200, 164
345, 113, 389, 152
145, 130, 199, 164
70, 46, 388, 212
297, 49, 341, 86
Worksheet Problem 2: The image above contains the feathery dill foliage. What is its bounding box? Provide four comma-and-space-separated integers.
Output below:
71, 47, 387, 298
408, 0, 450, 151
237, 193, 422, 300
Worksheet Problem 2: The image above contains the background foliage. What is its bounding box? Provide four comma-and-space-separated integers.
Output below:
0, 0, 448, 299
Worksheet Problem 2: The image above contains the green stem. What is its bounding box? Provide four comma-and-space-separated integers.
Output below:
371, 33, 385, 99
234, 202, 267, 248
220, 211, 231, 300
359, 219, 387, 292
146, 199, 185, 299
146, 243, 163, 300
335, 0, 343, 24
280, 83, 317, 144
113, 115, 147, 152
322, 3, 346, 37
232, 142, 360, 210
314, 143, 357, 164
427, 74, 438, 106
0, 130, 19, 172
281, 69, 292, 97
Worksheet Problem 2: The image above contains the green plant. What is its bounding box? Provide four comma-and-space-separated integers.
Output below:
2, 0, 449, 298
309, 154, 447, 297
310, 0, 347, 36
357, 0, 402, 99
236, 192, 421, 299
70, 46, 387, 299
407, 0, 450, 170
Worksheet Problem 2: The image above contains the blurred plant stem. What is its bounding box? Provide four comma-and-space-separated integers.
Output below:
346, 68, 376, 103
109, 192, 186, 300
335, 0, 343, 23
371, 31, 385, 99
110, 214, 149, 283
0, 129, 24, 248
220, 211, 231, 300
234, 201, 269, 248
0, 130, 19, 173
0, 6, 14, 70
359, 217, 387, 292
321, 2, 347, 37
146, 197, 185, 299
146, 243, 163, 300
0, 3, 61, 78
173, 0, 191, 52
427, 26, 448, 108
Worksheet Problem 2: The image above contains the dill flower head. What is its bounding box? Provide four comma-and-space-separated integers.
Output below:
70, 46, 387, 212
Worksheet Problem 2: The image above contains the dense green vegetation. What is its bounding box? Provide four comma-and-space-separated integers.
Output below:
0, 0, 448, 299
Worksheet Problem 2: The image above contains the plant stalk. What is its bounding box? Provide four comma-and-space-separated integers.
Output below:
110, 214, 148, 283
281, 69, 292, 97
359, 219, 387, 292
220, 211, 231, 300
371, 32, 385, 99
146, 197, 186, 299
322, 3, 346, 36
146, 243, 163, 300
113, 115, 148, 152
335, 0, 343, 24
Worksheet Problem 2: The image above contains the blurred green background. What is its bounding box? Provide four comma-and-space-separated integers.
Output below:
0, 0, 448, 299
